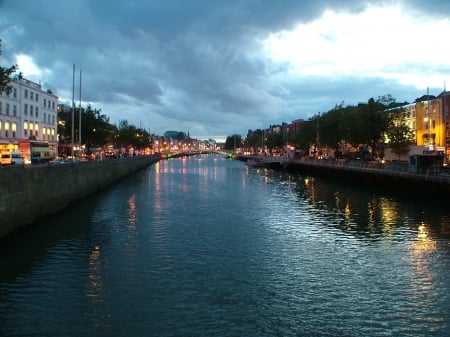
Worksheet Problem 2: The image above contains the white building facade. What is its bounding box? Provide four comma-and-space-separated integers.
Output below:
0, 77, 58, 154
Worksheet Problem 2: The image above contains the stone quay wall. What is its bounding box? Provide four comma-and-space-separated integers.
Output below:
0, 154, 160, 239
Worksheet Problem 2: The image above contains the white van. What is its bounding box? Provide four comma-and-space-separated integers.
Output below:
1, 152, 12, 165
11, 151, 24, 165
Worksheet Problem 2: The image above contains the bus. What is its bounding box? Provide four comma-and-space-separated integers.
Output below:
18, 140, 52, 164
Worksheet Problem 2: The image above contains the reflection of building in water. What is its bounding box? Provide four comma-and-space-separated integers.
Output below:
408, 222, 438, 310
410, 223, 437, 253
84, 245, 112, 328
85, 245, 103, 299
128, 194, 137, 230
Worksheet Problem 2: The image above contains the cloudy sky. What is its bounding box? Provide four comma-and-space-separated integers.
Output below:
1, 0, 449, 141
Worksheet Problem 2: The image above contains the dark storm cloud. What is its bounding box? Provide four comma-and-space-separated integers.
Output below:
0, 0, 449, 139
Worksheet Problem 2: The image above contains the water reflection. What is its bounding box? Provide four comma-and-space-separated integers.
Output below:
2, 156, 450, 336
127, 194, 137, 229
254, 168, 450, 246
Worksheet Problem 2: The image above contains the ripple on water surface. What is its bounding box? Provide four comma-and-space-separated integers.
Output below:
1, 155, 450, 336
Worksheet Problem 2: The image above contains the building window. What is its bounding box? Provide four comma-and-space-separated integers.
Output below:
12, 123, 17, 138
36, 107, 39, 118
35, 93, 39, 102
0, 102, 2, 114
24, 89, 28, 99
24, 104, 28, 115
43, 98, 46, 107
30, 92, 34, 100
44, 113, 46, 123
24, 121, 28, 136
13, 105, 17, 117
48, 100, 50, 109
30, 105, 34, 117
6, 103, 10, 115
5, 121, 9, 138
52, 101, 55, 110
34, 123, 39, 137
13, 88, 17, 98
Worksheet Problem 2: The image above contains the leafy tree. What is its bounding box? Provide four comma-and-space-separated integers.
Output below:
244, 129, 264, 152
0, 39, 18, 94
385, 108, 415, 159
81, 105, 113, 147
224, 134, 242, 150
59, 104, 115, 148
116, 119, 152, 151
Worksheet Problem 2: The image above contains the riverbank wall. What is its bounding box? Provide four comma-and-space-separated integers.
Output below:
242, 155, 450, 197
0, 154, 160, 239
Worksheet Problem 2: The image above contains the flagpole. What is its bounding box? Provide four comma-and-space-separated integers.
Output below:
79, 70, 82, 156
445, 81, 448, 165
71, 63, 75, 157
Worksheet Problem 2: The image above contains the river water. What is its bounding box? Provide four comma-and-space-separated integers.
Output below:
1, 154, 450, 337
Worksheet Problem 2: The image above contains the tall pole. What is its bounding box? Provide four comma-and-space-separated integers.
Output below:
445, 81, 448, 164
78, 70, 82, 155
71, 64, 75, 157
427, 87, 431, 147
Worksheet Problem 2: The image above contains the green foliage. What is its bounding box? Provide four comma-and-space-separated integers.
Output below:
235, 94, 409, 159
224, 134, 242, 150
116, 119, 152, 150
81, 105, 112, 147
59, 104, 114, 147
385, 108, 415, 159
245, 129, 263, 151
0, 39, 18, 94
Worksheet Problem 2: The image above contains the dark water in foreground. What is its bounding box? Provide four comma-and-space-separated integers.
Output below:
1, 154, 450, 336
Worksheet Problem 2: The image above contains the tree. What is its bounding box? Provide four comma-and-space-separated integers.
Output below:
116, 119, 152, 152
0, 39, 18, 94
385, 108, 415, 159
81, 105, 113, 148
224, 134, 242, 150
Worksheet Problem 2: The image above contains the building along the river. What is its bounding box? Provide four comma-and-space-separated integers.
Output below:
0, 76, 59, 156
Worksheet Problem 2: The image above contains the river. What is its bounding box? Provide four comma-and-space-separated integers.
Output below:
1, 154, 449, 336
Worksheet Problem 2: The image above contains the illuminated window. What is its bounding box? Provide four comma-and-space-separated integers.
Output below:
12, 123, 17, 138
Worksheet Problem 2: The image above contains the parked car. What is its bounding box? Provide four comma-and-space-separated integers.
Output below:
1, 152, 12, 165
11, 152, 24, 165
48, 158, 68, 165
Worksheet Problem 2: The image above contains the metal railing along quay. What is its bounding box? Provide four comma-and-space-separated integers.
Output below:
293, 157, 450, 184
241, 154, 450, 193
